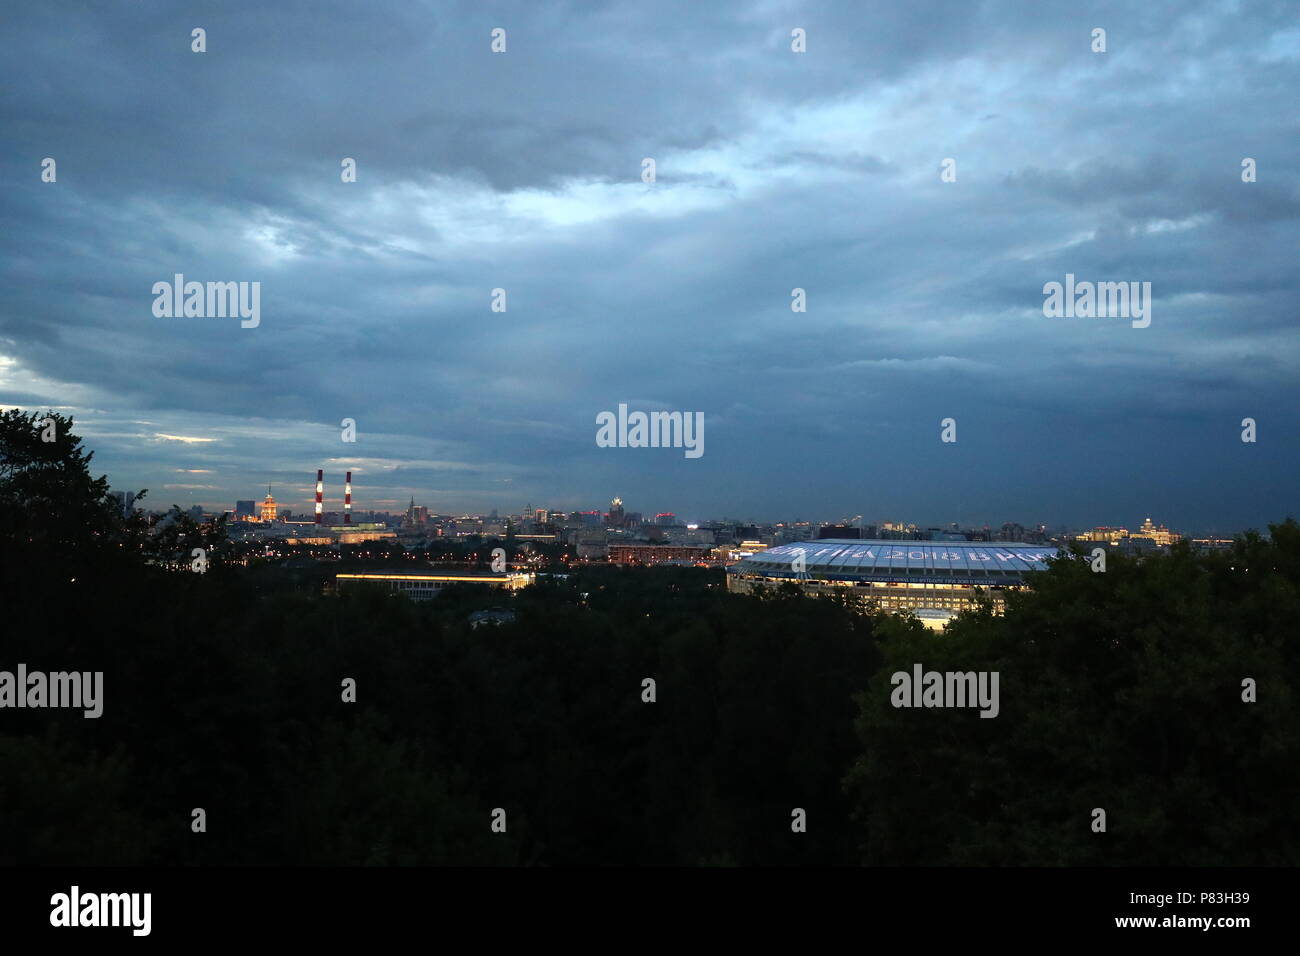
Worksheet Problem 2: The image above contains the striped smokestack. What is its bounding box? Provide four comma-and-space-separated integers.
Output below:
315, 469, 324, 524
344, 471, 352, 524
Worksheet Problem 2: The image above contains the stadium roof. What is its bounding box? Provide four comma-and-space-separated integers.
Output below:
733, 539, 1061, 579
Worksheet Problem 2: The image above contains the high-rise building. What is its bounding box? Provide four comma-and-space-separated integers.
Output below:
110, 489, 137, 517
1131, 517, 1180, 547
401, 497, 430, 528
235, 499, 256, 519
607, 497, 625, 528
998, 522, 1026, 542
260, 486, 278, 522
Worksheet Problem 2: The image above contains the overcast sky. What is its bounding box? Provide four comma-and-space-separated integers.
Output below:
2, 0, 1297, 532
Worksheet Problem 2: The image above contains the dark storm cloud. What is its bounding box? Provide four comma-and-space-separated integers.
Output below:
0, 0, 1297, 530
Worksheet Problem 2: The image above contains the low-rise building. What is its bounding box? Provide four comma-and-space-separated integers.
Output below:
335, 570, 534, 601
609, 544, 713, 565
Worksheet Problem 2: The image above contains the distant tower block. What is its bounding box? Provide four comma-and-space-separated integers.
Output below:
344, 471, 352, 524
260, 484, 277, 522
315, 469, 324, 524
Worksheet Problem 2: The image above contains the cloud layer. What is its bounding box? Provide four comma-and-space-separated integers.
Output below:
2, 0, 1297, 532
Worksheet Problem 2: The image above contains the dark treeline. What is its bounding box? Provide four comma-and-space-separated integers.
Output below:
1, 409, 1297, 865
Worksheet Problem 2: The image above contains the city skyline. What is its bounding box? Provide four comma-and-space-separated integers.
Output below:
79, 452, 1286, 537
145, 473, 1233, 540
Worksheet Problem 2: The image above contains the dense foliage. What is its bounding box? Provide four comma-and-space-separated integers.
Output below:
1, 410, 1296, 864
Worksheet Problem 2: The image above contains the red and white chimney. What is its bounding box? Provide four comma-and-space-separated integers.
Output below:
315, 469, 324, 524
344, 471, 352, 524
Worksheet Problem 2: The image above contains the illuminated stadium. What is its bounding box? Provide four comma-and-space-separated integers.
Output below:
726, 539, 1062, 617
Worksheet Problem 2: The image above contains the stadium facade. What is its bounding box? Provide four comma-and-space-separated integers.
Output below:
726, 539, 1061, 616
